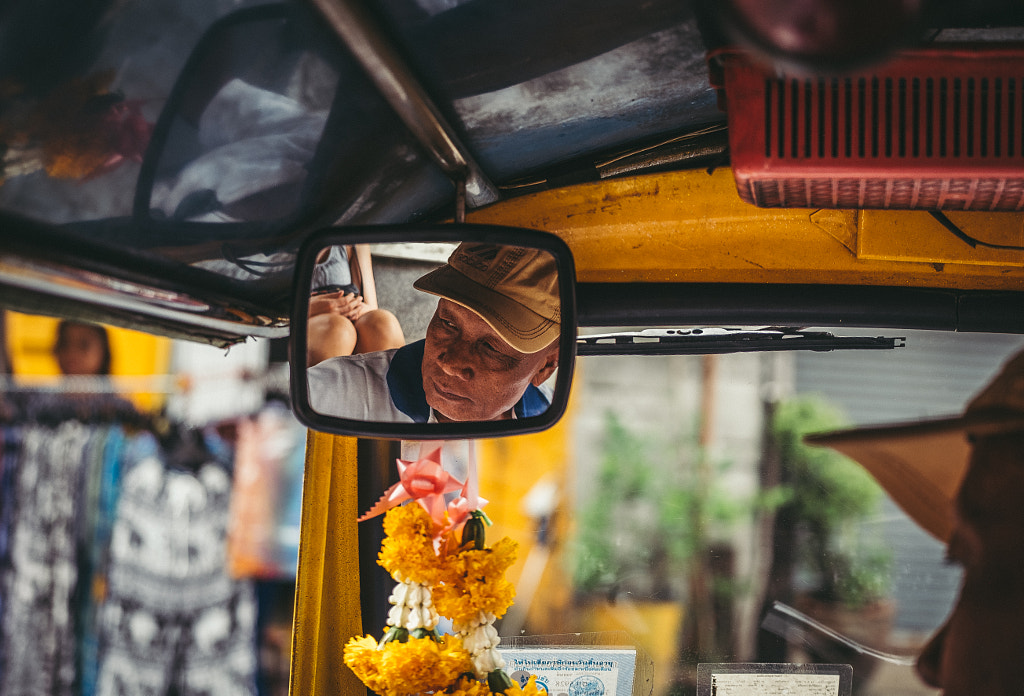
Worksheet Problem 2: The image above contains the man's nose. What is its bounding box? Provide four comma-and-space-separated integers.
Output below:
438, 341, 473, 380
915, 620, 948, 689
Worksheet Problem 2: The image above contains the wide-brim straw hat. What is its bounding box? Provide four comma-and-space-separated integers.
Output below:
805, 349, 1024, 542
415, 243, 560, 354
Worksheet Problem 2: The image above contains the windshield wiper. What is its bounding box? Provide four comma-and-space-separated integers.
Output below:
576, 327, 906, 356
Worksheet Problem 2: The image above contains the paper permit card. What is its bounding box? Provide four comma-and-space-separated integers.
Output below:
697, 663, 853, 696
501, 647, 637, 696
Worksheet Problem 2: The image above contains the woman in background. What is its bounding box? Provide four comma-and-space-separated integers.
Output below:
54, 320, 112, 376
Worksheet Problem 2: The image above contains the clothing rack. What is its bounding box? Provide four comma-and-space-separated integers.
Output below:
0, 405, 262, 694
0, 365, 289, 395
1, 374, 183, 394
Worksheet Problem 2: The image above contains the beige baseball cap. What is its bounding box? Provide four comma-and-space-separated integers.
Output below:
414, 243, 561, 354
806, 349, 1024, 542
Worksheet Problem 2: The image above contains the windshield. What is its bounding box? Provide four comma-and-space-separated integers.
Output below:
434, 328, 1024, 695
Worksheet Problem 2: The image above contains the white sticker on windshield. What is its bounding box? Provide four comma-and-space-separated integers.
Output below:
697, 663, 852, 696
501, 647, 636, 696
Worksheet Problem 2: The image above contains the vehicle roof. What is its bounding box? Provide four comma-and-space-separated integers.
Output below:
1, 0, 1022, 344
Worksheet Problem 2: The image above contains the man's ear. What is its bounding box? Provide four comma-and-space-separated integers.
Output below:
530, 345, 559, 386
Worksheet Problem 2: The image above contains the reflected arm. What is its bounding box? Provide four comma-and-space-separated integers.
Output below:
351, 244, 378, 310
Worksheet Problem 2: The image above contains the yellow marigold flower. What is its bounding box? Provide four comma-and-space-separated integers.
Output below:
439, 536, 518, 584
46, 151, 107, 180
433, 537, 519, 623
343, 633, 473, 696
445, 674, 549, 696
436, 634, 476, 675
433, 577, 516, 624
445, 675, 492, 695
343, 635, 388, 693
383, 503, 435, 539
378, 505, 446, 584
505, 675, 547, 695
381, 634, 471, 695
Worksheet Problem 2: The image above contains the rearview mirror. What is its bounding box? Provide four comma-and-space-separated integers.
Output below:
290, 225, 577, 439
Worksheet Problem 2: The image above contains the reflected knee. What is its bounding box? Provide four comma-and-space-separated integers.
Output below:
307, 313, 357, 365
354, 310, 405, 352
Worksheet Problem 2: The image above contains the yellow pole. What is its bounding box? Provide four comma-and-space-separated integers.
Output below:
289, 431, 364, 696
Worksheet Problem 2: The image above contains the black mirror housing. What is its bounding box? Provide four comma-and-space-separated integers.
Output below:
290, 224, 577, 440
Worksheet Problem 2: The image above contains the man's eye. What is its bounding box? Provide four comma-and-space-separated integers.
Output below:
480, 340, 503, 356
479, 341, 517, 370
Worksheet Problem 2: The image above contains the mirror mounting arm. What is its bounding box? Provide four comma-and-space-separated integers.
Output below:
455, 177, 466, 224
309, 0, 499, 208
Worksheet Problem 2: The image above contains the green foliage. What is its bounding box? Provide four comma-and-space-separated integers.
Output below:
772, 396, 893, 609
570, 412, 773, 598
571, 413, 665, 593
774, 398, 882, 532
831, 545, 893, 610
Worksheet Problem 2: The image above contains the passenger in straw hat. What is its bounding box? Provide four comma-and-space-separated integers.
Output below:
308, 242, 560, 423
807, 349, 1024, 696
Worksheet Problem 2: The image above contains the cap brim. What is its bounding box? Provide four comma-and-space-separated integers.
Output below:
414, 265, 559, 354
806, 411, 1024, 542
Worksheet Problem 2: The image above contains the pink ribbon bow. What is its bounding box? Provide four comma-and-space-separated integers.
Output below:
442, 440, 488, 539
357, 447, 465, 527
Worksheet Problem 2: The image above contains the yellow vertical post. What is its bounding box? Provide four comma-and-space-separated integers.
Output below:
289, 431, 364, 696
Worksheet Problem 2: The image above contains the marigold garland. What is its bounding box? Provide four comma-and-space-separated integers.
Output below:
343, 634, 472, 696
444, 676, 492, 696
343, 503, 545, 696
0, 72, 152, 185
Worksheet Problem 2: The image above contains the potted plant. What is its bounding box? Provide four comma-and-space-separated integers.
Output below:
771, 396, 895, 683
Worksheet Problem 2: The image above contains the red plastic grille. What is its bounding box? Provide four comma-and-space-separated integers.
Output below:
712, 46, 1024, 210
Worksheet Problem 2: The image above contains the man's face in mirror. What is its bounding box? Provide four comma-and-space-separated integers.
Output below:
916, 431, 1024, 695
421, 299, 558, 421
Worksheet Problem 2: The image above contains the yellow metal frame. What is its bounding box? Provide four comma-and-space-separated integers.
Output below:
471, 168, 1024, 290
290, 431, 364, 696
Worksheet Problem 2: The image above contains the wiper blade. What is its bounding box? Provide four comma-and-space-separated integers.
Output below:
576, 327, 906, 356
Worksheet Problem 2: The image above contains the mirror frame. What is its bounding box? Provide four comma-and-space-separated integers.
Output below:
289, 223, 577, 440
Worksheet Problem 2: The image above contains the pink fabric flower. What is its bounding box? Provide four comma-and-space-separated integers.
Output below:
357, 447, 464, 528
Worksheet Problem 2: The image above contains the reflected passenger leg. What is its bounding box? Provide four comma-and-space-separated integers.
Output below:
306, 313, 357, 366
353, 309, 406, 354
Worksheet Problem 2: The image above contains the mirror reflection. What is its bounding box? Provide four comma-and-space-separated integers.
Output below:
305, 242, 561, 423
147, 14, 338, 223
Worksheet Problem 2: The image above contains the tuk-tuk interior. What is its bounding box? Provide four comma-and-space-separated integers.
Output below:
2, 1, 1024, 695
